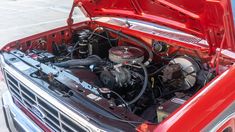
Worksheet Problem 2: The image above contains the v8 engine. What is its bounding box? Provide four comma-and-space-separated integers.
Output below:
6, 27, 215, 123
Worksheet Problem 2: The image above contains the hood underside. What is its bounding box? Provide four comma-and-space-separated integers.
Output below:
74, 0, 235, 53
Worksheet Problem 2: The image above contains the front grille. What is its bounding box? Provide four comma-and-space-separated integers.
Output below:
4, 70, 88, 132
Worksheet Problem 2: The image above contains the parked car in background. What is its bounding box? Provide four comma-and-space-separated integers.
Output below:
1, 0, 235, 131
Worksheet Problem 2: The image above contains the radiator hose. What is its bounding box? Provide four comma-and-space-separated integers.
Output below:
53, 55, 102, 68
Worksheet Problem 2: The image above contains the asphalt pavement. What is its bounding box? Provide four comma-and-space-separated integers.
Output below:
0, 0, 85, 45
0, 0, 85, 131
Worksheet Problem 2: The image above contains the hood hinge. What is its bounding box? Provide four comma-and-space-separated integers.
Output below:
67, 1, 92, 32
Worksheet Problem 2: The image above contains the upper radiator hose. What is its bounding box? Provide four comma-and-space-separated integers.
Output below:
53, 55, 102, 68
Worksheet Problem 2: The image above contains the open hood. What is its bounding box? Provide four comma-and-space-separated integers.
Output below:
74, 0, 235, 54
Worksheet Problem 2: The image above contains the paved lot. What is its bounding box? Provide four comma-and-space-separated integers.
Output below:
0, 0, 85, 45
0, 0, 84, 131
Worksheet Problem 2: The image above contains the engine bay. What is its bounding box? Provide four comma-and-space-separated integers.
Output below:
3, 24, 223, 124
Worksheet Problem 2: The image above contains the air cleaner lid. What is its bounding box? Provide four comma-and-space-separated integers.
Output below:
109, 46, 144, 63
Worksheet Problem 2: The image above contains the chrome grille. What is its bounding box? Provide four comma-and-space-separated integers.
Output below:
4, 70, 88, 132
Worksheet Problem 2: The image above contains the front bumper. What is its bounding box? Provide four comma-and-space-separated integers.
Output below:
2, 91, 43, 132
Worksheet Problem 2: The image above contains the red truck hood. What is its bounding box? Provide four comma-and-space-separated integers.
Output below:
74, 0, 235, 54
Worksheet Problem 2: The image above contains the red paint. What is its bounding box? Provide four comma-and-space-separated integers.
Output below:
74, 0, 235, 54
136, 65, 235, 131
2, 19, 234, 131
1, 0, 235, 131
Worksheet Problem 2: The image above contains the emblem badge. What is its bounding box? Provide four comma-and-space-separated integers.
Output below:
31, 104, 46, 119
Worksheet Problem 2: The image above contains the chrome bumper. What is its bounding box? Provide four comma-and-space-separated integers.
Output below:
2, 91, 43, 132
